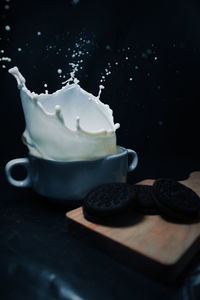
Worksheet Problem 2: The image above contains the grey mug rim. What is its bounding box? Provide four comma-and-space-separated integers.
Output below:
27, 145, 128, 164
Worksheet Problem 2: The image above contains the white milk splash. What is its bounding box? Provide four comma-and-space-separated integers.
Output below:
9, 67, 120, 161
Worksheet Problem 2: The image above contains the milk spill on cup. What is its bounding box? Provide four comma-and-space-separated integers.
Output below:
8, 66, 120, 161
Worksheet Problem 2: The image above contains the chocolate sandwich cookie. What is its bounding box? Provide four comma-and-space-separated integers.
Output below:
83, 182, 136, 219
133, 185, 159, 215
153, 178, 200, 222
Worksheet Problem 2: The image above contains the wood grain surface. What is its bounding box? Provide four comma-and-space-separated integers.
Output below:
66, 172, 200, 282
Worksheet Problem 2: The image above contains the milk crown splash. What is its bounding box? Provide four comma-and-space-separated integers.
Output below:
9, 67, 120, 161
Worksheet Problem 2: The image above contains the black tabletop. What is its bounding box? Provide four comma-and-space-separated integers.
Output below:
1, 153, 200, 300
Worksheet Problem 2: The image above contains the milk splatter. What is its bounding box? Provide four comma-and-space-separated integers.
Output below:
8, 66, 119, 161
62, 63, 79, 85
51, 33, 96, 82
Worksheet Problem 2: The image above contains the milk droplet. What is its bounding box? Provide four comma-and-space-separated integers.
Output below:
105, 45, 111, 50
37, 31, 41, 36
0, 57, 12, 62
2, 65, 6, 68
17, 48, 22, 52
141, 52, 148, 59
129, 78, 133, 81
5, 25, 11, 31
147, 49, 152, 55
98, 85, 105, 98
154, 56, 158, 60
134, 65, 139, 70
1, 50, 5, 53
125, 57, 128, 60
71, 0, 80, 4
57, 69, 62, 74
4, 4, 10, 10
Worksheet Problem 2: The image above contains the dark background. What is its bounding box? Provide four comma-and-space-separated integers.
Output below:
1, 0, 200, 164
1, 1, 200, 299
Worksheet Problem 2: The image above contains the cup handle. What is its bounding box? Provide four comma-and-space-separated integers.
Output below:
5, 158, 31, 188
127, 149, 138, 172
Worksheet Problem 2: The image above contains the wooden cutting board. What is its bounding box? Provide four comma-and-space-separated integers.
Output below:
66, 172, 200, 283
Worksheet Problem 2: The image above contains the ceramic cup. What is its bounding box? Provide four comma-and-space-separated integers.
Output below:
5, 146, 138, 201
